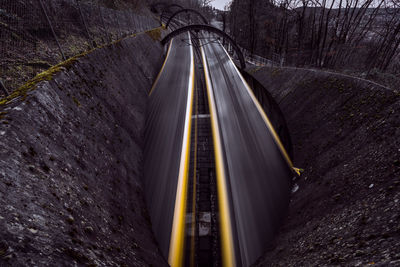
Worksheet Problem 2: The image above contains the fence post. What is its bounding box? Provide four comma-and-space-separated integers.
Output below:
0, 79, 9, 96
76, 0, 94, 47
98, 2, 111, 43
123, 10, 129, 34
115, 13, 122, 38
38, 0, 66, 61
128, 9, 135, 34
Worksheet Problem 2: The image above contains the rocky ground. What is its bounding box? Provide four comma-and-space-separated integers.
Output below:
0, 29, 168, 266
248, 66, 400, 266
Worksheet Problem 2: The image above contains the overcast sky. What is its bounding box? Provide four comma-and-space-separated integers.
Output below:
210, 0, 231, 10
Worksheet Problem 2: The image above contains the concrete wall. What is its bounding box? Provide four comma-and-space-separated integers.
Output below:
247, 66, 400, 266
0, 32, 168, 266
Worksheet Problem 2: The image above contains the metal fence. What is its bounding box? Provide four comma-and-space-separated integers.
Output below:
224, 42, 281, 67
240, 47, 281, 67
0, 0, 158, 96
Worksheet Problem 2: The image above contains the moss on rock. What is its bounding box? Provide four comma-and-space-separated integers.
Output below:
146, 28, 162, 41
0, 26, 164, 107
0, 52, 91, 106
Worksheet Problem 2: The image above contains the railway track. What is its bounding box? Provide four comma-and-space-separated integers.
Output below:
144, 31, 294, 267
183, 43, 221, 266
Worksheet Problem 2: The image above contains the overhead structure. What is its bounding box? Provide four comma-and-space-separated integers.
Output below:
160, 4, 184, 23
165, 8, 209, 29
161, 24, 246, 69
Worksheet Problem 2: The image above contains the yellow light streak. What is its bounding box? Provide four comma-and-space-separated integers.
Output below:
168, 33, 195, 267
200, 41, 236, 267
149, 38, 174, 96
219, 43, 294, 170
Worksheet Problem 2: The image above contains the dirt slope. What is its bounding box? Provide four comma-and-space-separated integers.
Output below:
0, 31, 168, 266
247, 66, 400, 266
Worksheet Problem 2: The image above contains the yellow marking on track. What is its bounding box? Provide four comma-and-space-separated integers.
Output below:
149, 38, 174, 95
200, 41, 236, 267
219, 43, 295, 170
168, 33, 195, 267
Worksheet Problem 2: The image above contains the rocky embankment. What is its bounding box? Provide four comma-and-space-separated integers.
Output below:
247, 67, 400, 266
0, 30, 168, 266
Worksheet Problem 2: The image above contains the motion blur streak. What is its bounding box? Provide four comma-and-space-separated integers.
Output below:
168, 34, 195, 267
218, 43, 294, 170
200, 40, 237, 267
201, 39, 292, 266
149, 38, 173, 95
143, 32, 194, 266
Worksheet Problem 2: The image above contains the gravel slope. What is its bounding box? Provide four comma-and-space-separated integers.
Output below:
0, 32, 168, 266
248, 66, 400, 266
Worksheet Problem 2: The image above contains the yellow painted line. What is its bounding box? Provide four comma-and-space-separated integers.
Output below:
149, 38, 174, 96
200, 41, 236, 267
168, 33, 195, 267
219, 42, 294, 170
190, 79, 199, 267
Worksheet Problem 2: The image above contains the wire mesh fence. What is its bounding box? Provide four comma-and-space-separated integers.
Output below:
238, 45, 281, 67
0, 0, 158, 96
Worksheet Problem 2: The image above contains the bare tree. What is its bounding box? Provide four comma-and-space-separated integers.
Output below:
227, 0, 400, 74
